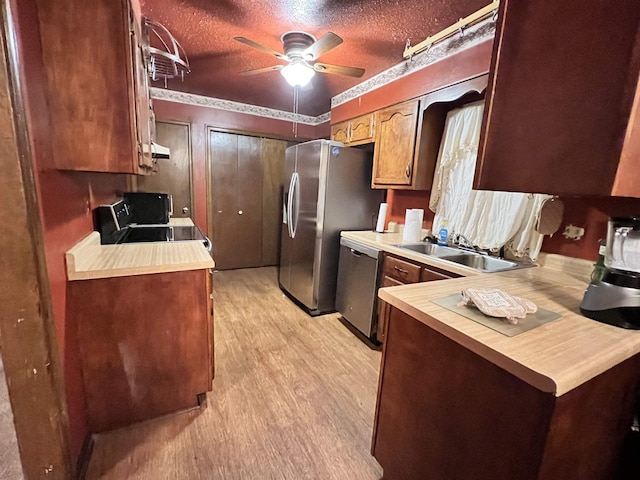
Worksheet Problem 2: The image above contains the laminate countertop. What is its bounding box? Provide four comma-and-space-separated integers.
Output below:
341, 230, 640, 397
66, 229, 214, 281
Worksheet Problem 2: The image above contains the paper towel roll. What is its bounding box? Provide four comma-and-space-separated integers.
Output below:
375, 203, 388, 232
403, 209, 424, 242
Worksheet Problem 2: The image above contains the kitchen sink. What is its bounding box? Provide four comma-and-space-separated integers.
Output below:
437, 254, 525, 272
393, 243, 533, 273
393, 243, 460, 257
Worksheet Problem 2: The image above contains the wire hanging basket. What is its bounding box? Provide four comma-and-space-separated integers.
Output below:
144, 18, 190, 85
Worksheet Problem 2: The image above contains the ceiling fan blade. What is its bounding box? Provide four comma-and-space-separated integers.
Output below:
233, 36, 286, 60
240, 65, 284, 76
302, 32, 343, 60
313, 62, 365, 78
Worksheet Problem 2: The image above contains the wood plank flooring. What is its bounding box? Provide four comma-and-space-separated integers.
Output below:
86, 267, 383, 479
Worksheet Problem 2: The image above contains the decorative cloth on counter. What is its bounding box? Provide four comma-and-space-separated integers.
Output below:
458, 288, 537, 325
429, 100, 552, 261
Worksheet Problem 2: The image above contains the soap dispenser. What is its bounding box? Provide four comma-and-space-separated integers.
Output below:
437, 221, 449, 246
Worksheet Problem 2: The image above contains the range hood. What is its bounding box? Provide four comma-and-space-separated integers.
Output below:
143, 142, 171, 159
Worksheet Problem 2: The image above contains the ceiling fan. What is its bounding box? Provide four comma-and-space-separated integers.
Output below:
233, 31, 365, 87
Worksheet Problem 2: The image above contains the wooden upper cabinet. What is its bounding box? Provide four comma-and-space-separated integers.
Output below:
330, 112, 376, 146
475, 0, 640, 197
372, 99, 420, 188
349, 113, 376, 145
331, 121, 350, 144
131, 9, 154, 171
372, 76, 487, 190
36, 0, 153, 174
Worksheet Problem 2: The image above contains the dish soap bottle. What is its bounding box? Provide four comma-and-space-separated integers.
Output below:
437, 221, 449, 246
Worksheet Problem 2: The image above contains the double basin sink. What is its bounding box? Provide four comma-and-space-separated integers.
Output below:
394, 243, 534, 273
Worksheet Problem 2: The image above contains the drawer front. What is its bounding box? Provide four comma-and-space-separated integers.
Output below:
421, 266, 453, 282
383, 255, 421, 283
350, 113, 375, 144
382, 275, 405, 287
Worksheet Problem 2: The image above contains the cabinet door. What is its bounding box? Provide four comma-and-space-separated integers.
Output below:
129, 6, 154, 171
475, 0, 640, 197
72, 269, 212, 432
207, 269, 215, 383
349, 113, 376, 145
381, 276, 405, 287
372, 100, 420, 188
421, 266, 453, 282
35, 0, 146, 174
331, 121, 350, 144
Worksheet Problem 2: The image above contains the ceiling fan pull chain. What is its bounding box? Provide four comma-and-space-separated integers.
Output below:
293, 86, 299, 137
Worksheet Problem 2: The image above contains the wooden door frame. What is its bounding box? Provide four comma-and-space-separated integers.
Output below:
0, 1, 72, 478
131, 119, 195, 219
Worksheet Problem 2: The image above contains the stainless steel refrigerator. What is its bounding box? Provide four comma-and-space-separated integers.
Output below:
279, 139, 385, 315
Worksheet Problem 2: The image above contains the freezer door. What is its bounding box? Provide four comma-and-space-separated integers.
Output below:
286, 141, 322, 309
278, 147, 297, 291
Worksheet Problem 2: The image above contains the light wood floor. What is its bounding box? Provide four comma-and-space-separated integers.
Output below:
86, 267, 383, 479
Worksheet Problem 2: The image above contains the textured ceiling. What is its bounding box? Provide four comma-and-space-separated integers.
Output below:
140, 0, 487, 116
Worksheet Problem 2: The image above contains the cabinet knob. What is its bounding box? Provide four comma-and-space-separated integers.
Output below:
238, 210, 243, 215
182, 207, 189, 215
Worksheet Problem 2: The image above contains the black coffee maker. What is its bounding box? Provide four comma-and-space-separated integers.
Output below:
580, 216, 640, 329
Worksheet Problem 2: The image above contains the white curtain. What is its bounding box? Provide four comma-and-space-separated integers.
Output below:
429, 101, 550, 261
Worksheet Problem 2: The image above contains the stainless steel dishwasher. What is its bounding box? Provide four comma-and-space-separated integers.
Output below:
336, 236, 382, 340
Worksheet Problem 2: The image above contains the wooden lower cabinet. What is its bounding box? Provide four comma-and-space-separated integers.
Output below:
372, 306, 640, 480
377, 253, 458, 342
69, 268, 214, 432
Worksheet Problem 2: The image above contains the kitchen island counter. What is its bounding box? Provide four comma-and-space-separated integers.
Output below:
342, 229, 640, 396
377, 268, 640, 396
369, 235, 640, 479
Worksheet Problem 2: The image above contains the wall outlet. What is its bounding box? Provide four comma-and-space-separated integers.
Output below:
562, 224, 585, 241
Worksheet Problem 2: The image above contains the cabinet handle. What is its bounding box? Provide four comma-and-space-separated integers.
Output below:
394, 266, 408, 274
405, 162, 413, 179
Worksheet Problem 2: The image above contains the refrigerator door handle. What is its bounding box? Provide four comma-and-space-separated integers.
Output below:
286, 173, 297, 238
282, 192, 288, 225
290, 172, 300, 238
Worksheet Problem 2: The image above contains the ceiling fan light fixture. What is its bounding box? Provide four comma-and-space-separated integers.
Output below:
280, 61, 315, 87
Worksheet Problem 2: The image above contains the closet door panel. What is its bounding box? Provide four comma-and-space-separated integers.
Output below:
234, 136, 264, 269
209, 131, 240, 270
261, 139, 286, 266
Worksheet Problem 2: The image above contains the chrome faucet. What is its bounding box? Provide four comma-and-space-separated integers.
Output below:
455, 233, 476, 251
